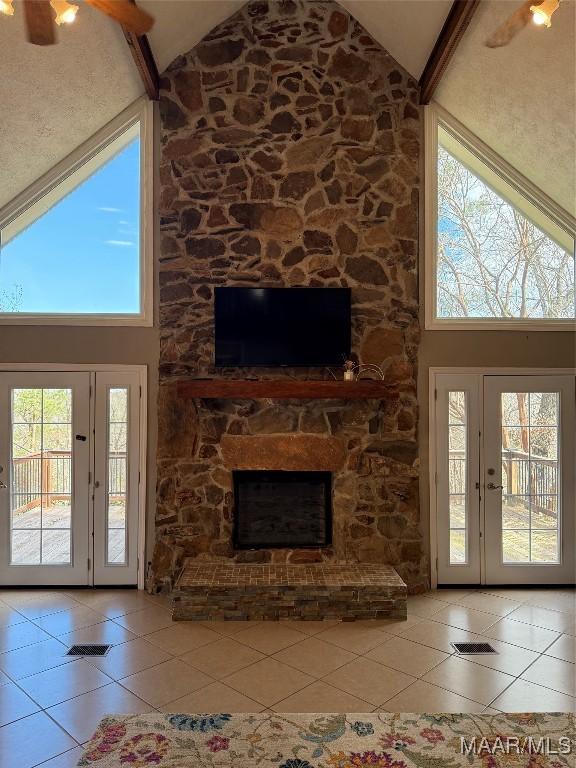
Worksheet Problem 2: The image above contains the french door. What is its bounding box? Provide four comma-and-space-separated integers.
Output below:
0, 370, 142, 586
435, 373, 575, 585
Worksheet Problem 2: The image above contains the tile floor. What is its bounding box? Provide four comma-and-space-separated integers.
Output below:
0, 586, 574, 767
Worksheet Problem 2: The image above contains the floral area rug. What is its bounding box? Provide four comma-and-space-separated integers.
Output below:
77, 712, 574, 767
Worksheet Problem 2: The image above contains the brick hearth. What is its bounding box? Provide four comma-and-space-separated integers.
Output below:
172, 561, 407, 621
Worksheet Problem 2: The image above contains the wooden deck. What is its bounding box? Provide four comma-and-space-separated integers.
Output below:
450, 499, 558, 563
11, 504, 126, 565
12, 499, 558, 568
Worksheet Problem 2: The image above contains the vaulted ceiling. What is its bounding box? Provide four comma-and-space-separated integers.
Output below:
0, 3, 142, 209
0, 0, 453, 209
0, 0, 574, 216
141, 0, 452, 78
436, 0, 575, 216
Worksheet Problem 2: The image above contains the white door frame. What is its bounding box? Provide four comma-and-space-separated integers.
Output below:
429, 367, 576, 588
0, 372, 91, 585
0, 363, 147, 589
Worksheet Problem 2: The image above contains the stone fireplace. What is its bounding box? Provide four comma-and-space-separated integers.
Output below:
233, 470, 332, 549
152, 0, 428, 595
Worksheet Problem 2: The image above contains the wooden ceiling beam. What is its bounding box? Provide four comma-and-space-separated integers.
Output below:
123, 29, 160, 100
23, 0, 56, 46
419, 0, 481, 105
123, 1, 159, 100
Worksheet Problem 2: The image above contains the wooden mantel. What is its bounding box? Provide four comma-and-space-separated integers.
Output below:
177, 379, 397, 400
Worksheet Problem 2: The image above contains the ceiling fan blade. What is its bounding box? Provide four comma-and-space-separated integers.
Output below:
85, 0, 154, 35
485, 0, 541, 47
23, 0, 56, 45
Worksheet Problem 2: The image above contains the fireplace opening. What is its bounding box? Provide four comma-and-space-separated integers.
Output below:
233, 470, 332, 550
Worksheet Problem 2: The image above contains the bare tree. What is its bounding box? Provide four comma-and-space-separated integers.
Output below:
437, 148, 575, 320
0, 285, 23, 313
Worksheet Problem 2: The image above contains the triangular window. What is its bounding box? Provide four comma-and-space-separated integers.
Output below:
434, 120, 575, 324
0, 119, 144, 319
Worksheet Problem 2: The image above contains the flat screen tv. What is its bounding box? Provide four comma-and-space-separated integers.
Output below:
214, 287, 351, 367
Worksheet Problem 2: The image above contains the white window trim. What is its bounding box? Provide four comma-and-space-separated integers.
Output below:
424, 103, 576, 331
0, 98, 154, 327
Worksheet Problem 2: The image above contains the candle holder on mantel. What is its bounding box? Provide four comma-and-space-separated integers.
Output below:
343, 360, 385, 382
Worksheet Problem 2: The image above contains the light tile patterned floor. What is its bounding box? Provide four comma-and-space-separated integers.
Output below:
0, 586, 573, 767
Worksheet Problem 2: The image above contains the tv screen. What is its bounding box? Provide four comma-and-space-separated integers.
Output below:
214, 287, 351, 367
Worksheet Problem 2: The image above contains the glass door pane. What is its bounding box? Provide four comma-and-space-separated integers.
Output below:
11, 388, 72, 565
435, 373, 481, 585
0, 372, 90, 585
93, 372, 140, 586
107, 388, 128, 565
500, 392, 560, 564
484, 375, 575, 585
448, 391, 468, 564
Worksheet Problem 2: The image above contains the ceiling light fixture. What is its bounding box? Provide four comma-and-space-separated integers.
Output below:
50, 0, 78, 25
530, 0, 559, 27
0, 0, 153, 45
0, 0, 14, 16
0, 0, 78, 24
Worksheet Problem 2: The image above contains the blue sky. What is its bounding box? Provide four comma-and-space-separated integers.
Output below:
0, 138, 140, 314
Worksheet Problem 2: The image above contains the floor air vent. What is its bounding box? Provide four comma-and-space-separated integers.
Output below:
452, 642, 497, 655
66, 644, 111, 657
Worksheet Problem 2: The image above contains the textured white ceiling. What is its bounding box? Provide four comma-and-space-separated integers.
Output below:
436, 0, 576, 216
142, 0, 245, 74
0, 0, 452, 210
143, 0, 451, 78
0, 3, 142, 209
339, 0, 452, 79
2, 0, 573, 218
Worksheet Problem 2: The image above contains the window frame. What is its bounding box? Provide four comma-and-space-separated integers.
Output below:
424, 104, 576, 331
0, 98, 154, 327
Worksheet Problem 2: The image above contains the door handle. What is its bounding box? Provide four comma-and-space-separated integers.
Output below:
487, 482, 503, 490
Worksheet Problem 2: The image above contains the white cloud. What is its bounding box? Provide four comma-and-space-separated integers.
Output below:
98, 206, 123, 213
105, 239, 135, 247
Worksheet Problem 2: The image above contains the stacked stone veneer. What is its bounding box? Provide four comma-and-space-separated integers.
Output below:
153, 0, 428, 594
173, 562, 407, 621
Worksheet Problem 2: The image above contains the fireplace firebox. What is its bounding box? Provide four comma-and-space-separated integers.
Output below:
233, 470, 332, 550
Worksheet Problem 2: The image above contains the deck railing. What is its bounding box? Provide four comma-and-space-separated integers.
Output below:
449, 448, 558, 516
502, 448, 558, 514
12, 451, 126, 514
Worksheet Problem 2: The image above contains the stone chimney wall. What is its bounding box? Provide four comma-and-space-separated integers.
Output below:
153, 0, 427, 593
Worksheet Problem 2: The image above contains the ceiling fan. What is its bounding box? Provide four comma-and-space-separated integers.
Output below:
485, 0, 561, 47
0, 0, 153, 45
